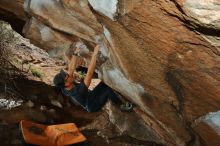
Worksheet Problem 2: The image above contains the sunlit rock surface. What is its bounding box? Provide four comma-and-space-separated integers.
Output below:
23, 17, 74, 56
184, 0, 220, 29
184, 0, 220, 47
193, 111, 220, 146
88, 0, 140, 20
0, 0, 220, 146
24, 0, 103, 42
88, 0, 118, 20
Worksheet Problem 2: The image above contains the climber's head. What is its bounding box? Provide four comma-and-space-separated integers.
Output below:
53, 69, 68, 88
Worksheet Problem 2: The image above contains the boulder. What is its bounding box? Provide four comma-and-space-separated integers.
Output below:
0, 0, 25, 33
0, 0, 25, 20
192, 111, 220, 146
24, 0, 103, 42
23, 17, 74, 56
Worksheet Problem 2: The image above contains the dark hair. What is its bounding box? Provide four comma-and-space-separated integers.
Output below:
53, 69, 67, 88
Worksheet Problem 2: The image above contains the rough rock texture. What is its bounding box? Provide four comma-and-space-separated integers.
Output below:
0, 0, 25, 20
0, 0, 220, 146
184, 0, 220, 47
23, 17, 75, 56
0, 0, 26, 33
24, 0, 103, 42
192, 111, 220, 146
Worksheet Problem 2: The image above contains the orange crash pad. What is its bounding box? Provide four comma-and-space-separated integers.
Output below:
20, 120, 86, 146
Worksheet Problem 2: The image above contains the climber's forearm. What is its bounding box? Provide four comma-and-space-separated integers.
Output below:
88, 53, 97, 77
84, 53, 97, 87
67, 55, 78, 75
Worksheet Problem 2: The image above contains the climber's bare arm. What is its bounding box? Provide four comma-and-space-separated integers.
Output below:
66, 47, 81, 76
67, 55, 78, 76
84, 45, 100, 87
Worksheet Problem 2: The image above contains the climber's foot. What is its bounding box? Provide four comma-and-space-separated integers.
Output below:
120, 102, 134, 112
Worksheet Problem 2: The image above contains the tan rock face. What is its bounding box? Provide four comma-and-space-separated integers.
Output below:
22, 17, 75, 56
24, 0, 103, 42
193, 111, 220, 146
0, 0, 25, 20
0, 0, 220, 146
183, 0, 220, 48
0, 0, 25, 33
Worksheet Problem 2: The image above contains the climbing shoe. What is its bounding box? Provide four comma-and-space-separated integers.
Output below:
120, 102, 134, 112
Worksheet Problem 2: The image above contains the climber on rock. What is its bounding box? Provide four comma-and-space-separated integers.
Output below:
53, 44, 133, 112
